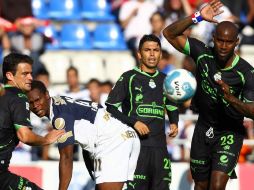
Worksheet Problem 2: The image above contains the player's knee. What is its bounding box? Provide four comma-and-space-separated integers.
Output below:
210, 181, 226, 190
194, 180, 208, 190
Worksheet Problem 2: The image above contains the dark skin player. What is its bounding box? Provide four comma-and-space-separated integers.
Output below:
163, 0, 245, 189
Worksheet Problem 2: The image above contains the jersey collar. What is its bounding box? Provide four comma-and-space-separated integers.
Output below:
49, 97, 54, 121
221, 54, 240, 71
134, 67, 159, 77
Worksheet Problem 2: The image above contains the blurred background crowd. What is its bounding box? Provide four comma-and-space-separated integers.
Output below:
0, 0, 254, 166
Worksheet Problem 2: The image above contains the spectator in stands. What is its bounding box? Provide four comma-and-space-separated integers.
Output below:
238, 0, 254, 45
150, 11, 166, 38
161, 0, 192, 25
99, 80, 113, 108
100, 80, 113, 95
9, 17, 51, 76
220, 0, 245, 18
109, 0, 129, 23
86, 78, 102, 104
61, 66, 89, 100
33, 67, 56, 96
119, 0, 158, 60
0, 25, 11, 53
0, 0, 33, 23
150, 11, 182, 62
61, 66, 90, 160
158, 49, 176, 74
0, 25, 11, 80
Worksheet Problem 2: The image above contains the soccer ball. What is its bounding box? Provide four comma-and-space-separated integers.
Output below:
163, 69, 197, 103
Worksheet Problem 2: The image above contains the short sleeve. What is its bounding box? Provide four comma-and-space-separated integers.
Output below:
165, 97, 179, 124
184, 37, 210, 62
53, 113, 75, 149
242, 70, 254, 102
10, 96, 31, 130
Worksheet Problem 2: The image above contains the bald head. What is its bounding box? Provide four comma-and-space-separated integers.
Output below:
215, 21, 239, 40
213, 21, 239, 66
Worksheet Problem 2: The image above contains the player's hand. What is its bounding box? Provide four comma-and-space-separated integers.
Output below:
134, 121, 150, 136
200, 0, 224, 23
44, 129, 65, 144
216, 79, 233, 102
168, 124, 178, 138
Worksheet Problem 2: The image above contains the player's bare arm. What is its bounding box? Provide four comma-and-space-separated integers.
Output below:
217, 79, 254, 119
17, 127, 64, 146
59, 145, 74, 190
163, 0, 224, 52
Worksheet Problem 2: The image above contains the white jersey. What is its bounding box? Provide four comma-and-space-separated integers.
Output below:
49, 96, 140, 183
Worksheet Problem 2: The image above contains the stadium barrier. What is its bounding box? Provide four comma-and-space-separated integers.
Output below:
9, 161, 254, 190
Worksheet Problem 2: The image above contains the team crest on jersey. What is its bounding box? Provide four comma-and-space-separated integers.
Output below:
55, 118, 65, 129
149, 79, 156, 88
206, 127, 214, 138
214, 72, 222, 81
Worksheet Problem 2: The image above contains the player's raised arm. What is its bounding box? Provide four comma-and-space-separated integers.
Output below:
163, 0, 224, 53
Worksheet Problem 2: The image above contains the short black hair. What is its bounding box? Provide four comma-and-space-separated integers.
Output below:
31, 80, 47, 94
138, 34, 161, 51
161, 49, 171, 59
86, 78, 101, 88
101, 80, 113, 88
67, 65, 78, 76
2, 52, 33, 83
150, 11, 166, 23
35, 68, 49, 78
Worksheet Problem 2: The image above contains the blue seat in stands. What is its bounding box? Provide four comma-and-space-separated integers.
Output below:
80, 0, 115, 21
93, 23, 127, 50
32, 0, 49, 19
37, 25, 60, 50
48, 0, 81, 20
60, 24, 92, 49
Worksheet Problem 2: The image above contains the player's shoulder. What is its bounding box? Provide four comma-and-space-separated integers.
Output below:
236, 56, 254, 74
123, 69, 136, 76
153, 70, 167, 82
117, 69, 136, 81
188, 37, 211, 51
158, 70, 167, 77
4, 86, 27, 101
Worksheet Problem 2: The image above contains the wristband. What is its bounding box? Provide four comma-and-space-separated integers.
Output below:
191, 11, 203, 24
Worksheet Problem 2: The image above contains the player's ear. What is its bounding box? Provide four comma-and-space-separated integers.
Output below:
236, 37, 240, 46
137, 50, 141, 60
6, 71, 14, 81
45, 91, 50, 99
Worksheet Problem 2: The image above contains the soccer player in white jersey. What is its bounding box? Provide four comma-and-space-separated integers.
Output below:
27, 80, 140, 190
